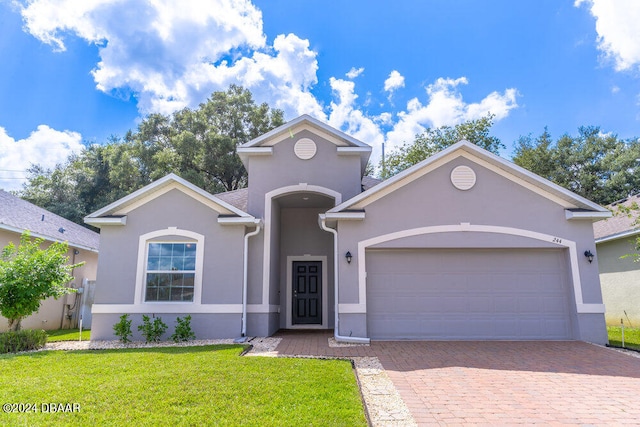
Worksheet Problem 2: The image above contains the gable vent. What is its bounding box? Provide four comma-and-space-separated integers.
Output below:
294, 138, 317, 160
451, 165, 476, 190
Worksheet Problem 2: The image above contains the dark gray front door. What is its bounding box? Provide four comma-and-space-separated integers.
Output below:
292, 261, 322, 325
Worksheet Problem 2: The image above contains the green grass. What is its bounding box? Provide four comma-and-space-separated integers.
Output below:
45, 329, 91, 342
0, 345, 367, 426
607, 326, 640, 351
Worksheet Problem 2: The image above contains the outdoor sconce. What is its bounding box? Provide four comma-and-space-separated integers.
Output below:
584, 250, 594, 263
345, 251, 353, 264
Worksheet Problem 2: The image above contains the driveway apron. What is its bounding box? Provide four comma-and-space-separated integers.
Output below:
273, 332, 640, 426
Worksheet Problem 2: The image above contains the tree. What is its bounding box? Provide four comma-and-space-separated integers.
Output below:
0, 232, 82, 331
381, 115, 502, 178
512, 127, 640, 205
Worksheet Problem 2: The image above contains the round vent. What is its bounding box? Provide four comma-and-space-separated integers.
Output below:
294, 138, 317, 160
450, 165, 476, 190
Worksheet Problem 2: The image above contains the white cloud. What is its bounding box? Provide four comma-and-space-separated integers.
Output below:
577, 0, 640, 71
0, 125, 83, 191
383, 70, 405, 93
18, 0, 322, 119
346, 67, 364, 79
385, 77, 518, 151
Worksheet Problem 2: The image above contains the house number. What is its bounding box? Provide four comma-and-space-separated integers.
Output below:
552, 237, 562, 244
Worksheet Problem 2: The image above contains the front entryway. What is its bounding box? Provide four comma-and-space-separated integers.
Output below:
292, 261, 322, 325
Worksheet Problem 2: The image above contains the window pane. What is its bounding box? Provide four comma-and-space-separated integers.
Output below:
182, 288, 194, 302
157, 274, 170, 287
171, 273, 183, 286
148, 243, 162, 257
183, 273, 195, 288
158, 286, 170, 301
146, 273, 158, 288
171, 257, 185, 271
147, 257, 160, 270
145, 286, 158, 301
185, 243, 196, 256
183, 257, 196, 271
160, 244, 173, 257
158, 257, 172, 271
172, 244, 185, 257
170, 286, 183, 301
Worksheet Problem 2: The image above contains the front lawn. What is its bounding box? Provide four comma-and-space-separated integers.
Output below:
45, 328, 91, 342
607, 326, 640, 351
0, 345, 367, 426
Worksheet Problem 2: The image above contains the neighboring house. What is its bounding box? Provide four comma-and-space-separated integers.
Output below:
593, 194, 640, 327
0, 190, 100, 331
86, 115, 611, 344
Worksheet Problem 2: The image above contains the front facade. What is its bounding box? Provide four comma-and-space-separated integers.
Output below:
87, 115, 610, 344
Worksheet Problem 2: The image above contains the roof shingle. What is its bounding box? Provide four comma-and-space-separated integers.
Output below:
0, 190, 100, 251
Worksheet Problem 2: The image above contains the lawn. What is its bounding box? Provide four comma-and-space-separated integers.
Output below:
45, 329, 91, 342
607, 326, 640, 351
0, 345, 367, 426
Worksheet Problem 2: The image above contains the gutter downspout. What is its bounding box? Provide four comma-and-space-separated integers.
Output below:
319, 215, 370, 344
242, 221, 262, 337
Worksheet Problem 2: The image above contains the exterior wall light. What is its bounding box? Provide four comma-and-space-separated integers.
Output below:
584, 250, 594, 263
345, 251, 352, 264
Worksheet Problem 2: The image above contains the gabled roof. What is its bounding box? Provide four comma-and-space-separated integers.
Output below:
85, 174, 255, 227
237, 115, 372, 173
593, 194, 640, 243
0, 190, 99, 252
328, 140, 611, 218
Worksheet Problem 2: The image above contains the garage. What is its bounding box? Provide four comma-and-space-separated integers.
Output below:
366, 248, 573, 340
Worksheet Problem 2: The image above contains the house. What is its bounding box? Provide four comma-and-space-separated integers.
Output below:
593, 194, 640, 327
86, 115, 611, 344
0, 190, 100, 331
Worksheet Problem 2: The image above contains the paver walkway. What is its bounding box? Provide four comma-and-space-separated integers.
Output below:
273, 330, 640, 426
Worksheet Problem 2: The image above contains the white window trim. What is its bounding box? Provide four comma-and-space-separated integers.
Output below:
134, 227, 205, 305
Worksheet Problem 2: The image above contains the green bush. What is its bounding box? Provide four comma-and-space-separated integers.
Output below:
171, 315, 196, 342
138, 315, 167, 343
113, 314, 133, 343
0, 329, 48, 353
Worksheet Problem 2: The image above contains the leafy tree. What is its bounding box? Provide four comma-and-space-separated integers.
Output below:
381, 115, 502, 178
512, 127, 640, 205
0, 232, 82, 331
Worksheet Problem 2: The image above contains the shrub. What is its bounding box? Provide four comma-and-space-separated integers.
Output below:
113, 314, 133, 343
171, 315, 196, 342
0, 329, 48, 353
138, 315, 167, 343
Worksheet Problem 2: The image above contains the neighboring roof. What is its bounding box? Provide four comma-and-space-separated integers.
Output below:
0, 190, 100, 252
85, 174, 255, 226
237, 115, 372, 174
328, 140, 611, 218
362, 176, 382, 191
593, 194, 640, 243
214, 176, 383, 213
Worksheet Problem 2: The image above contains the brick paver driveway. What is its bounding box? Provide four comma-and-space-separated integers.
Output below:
274, 332, 640, 425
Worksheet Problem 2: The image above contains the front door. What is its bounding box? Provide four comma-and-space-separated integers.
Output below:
292, 261, 322, 325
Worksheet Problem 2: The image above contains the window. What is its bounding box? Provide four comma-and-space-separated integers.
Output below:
145, 242, 197, 302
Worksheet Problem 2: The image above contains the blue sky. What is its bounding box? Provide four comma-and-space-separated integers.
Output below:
1, 0, 639, 190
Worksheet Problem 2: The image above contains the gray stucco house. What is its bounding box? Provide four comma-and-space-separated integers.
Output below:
593, 194, 640, 327
86, 115, 611, 344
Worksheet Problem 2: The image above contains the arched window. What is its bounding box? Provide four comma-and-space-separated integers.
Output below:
134, 228, 205, 305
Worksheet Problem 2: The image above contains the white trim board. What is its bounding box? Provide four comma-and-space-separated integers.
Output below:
349, 223, 604, 315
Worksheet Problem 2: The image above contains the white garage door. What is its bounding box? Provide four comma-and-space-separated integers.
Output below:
366, 248, 573, 340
